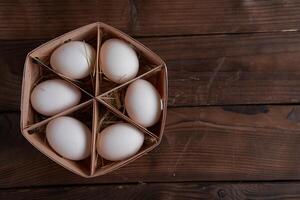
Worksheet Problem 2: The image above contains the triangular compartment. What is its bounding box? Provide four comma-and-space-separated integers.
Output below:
97, 65, 167, 140
98, 23, 164, 95
29, 23, 99, 96
23, 100, 94, 177
91, 100, 158, 176
21, 56, 93, 128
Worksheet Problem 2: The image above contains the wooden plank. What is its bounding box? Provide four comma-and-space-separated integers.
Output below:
3, 32, 300, 110
2, 0, 300, 39
1, 182, 300, 200
0, 0, 130, 40
131, 0, 300, 36
2, 105, 300, 187
142, 32, 300, 106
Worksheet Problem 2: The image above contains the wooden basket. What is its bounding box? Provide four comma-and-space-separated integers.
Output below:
20, 22, 168, 178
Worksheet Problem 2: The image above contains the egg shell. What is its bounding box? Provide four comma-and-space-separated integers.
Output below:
50, 41, 96, 79
97, 123, 144, 161
100, 39, 139, 84
30, 79, 81, 116
125, 79, 162, 127
46, 116, 91, 161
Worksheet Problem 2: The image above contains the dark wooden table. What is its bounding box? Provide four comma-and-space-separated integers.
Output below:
2, 1, 300, 199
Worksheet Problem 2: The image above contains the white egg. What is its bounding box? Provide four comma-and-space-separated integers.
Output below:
125, 79, 162, 127
30, 79, 81, 116
46, 116, 91, 161
50, 41, 96, 79
97, 123, 144, 161
100, 39, 139, 84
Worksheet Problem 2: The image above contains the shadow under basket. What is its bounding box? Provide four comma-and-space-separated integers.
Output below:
20, 22, 168, 178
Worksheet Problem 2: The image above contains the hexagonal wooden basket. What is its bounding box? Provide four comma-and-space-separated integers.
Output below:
20, 22, 168, 178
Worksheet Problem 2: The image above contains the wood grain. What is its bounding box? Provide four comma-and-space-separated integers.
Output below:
3, 0, 300, 198
142, 32, 300, 106
0, 40, 42, 111
2, 105, 300, 187
2, 0, 300, 39
1, 182, 300, 200
3, 32, 300, 110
